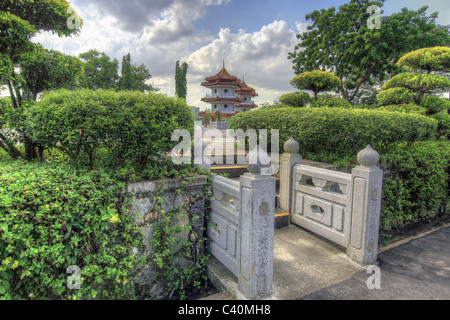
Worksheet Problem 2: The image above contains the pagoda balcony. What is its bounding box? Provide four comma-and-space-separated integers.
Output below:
205, 93, 237, 99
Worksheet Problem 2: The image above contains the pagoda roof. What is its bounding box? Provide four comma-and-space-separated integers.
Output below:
201, 66, 241, 88
236, 81, 258, 97
235, 103, 258, 109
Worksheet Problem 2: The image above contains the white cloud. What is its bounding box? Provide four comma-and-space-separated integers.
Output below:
31, 0, 309, 110
184, 20, 307, 110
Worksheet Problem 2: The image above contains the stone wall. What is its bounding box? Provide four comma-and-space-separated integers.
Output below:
122, 176, 208, 299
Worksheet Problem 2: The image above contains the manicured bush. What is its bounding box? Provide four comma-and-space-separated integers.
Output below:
350, 103, 382, 110
377, 103, 427, 115
381, 141, 450, 232
229, 107, 438, 163
376, 87, 415, 105
291, 70, 341, 100
278, 92, 311, 107
430, 112, 450, 140
24, 89, 194, 169
0, 161, 145, 300
420, 96, 450, 115
311, 95, 352, 109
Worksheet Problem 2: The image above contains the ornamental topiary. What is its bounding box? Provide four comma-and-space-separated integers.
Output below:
24, 89, 194, 169
278, 92, 311, 107
291, 70, 341, 101
310, 95, 352, 109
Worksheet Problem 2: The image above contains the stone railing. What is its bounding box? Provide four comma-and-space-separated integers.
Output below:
279, 138, 383, 266
207, 146, 276, 299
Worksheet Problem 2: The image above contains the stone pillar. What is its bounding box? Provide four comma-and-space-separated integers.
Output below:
238, 146, 276, 299
347, 145, 383, 266
279, 137, 302, 213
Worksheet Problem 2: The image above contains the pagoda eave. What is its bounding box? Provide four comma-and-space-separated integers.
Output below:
201, 97, 243, 103
235, 104, 258, 108
201, 82, 241, 88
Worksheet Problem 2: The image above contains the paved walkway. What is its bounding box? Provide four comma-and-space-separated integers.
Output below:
206, 224, 450, 300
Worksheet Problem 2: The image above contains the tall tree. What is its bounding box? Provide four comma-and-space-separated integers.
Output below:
118, 53, 157, 92
175, 60, 188, 100
288, 0, 450, 103
0, 0, 82, 160
78, 49, 119, 90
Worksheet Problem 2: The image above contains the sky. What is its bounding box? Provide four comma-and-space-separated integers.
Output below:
30, 0, 450, 111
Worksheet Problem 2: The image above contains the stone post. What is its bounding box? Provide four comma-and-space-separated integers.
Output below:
238, 146, 276, 299
347, 145, 383, 266
279, 137, 302, 214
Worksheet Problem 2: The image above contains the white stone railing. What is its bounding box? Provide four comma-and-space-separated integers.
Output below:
207, 146, 276, 299
279, 138, 383, 266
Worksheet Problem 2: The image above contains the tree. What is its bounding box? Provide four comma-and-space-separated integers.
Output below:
288, 0, 450, 103
175, 60, 188, 100
278, 92, 311, 107
291, 70, 341, 100
78, 49, 119, 90
377, 46, 450, 110
20, 46, 84, 100
0, 0, 82, 160
118, 53, 157, 92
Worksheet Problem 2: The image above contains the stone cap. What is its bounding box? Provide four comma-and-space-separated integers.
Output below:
284, 137, 300, 153
357, 145, 380, 168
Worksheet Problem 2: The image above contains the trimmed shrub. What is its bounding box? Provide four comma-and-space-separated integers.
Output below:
229, 107, 438, 163
24, 89, 194, 169
420, 96, 450, 115
350, 103, 382, 110
278, 92, 311, 107
377, 103, 427, 115
381, 141, 450, 232
430, 112, 450, 140
376, 87, 415, 105
311, 95, 352, 109
0, 161, 145, 300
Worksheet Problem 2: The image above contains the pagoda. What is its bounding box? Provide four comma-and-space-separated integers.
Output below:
199, 63, 258, 124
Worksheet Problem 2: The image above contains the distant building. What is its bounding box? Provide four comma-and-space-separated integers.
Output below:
198, 63, 258, 128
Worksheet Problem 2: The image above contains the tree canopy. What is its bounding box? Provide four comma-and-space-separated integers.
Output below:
288, 0, 450, 102
118, 53, 157, 92
377, 46, 450, 108
291, 70, 341, 100
0, 0, 82, 160
20, 46, 84, 100
78, 49, 119, 90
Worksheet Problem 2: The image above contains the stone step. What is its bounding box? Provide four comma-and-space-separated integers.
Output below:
275, 208, 290, 229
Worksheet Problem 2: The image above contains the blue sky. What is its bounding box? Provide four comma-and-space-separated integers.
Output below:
24, 0, 450, 109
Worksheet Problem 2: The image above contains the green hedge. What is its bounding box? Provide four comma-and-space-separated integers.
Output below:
24, 89, 194, 169
0, 161, 145, 300
381, 141, 450, 233
229, 107, 438, 163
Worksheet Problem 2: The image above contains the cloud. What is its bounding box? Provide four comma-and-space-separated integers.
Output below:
31, 0, 309, 109
185, 20, 308, 108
